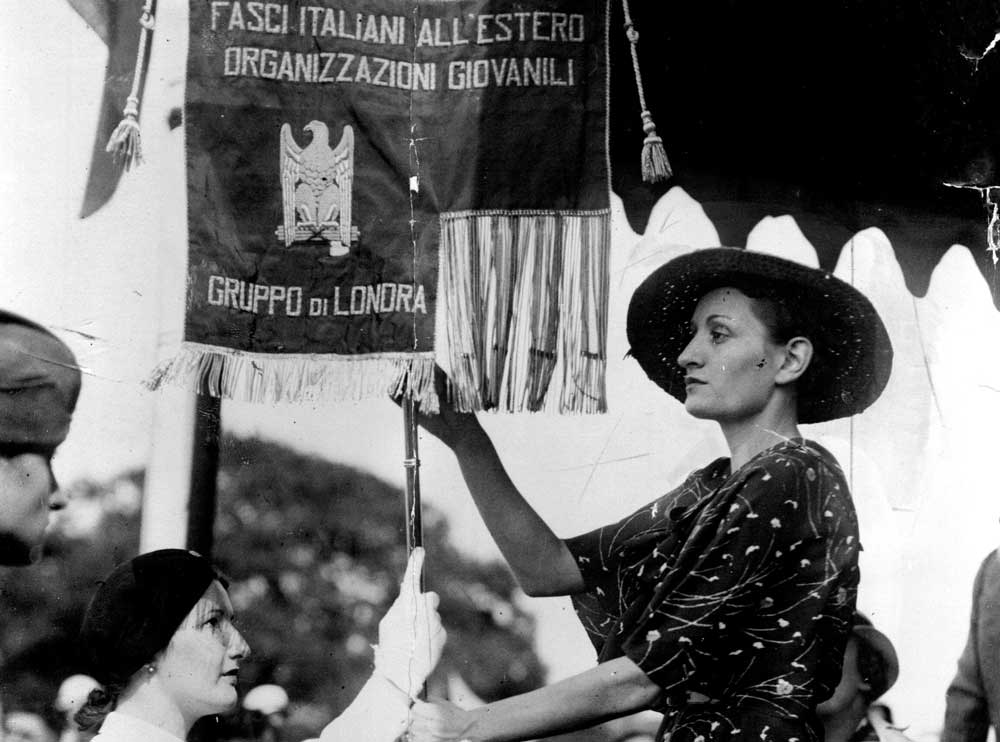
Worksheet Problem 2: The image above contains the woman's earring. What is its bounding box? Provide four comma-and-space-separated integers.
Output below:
145, 664, 156, 675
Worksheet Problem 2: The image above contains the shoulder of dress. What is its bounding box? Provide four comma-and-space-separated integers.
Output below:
733, 442, 850, 500
764, 439, 845, 476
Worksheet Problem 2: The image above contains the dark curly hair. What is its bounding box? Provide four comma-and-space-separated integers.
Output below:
74, 683, 125, 732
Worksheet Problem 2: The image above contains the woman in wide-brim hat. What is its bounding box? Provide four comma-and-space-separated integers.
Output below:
75, 548, 444, 742
405, 246, 892, 742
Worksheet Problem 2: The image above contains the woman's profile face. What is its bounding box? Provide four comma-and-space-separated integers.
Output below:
677, 287, 788, 424
156, 580, 250, 722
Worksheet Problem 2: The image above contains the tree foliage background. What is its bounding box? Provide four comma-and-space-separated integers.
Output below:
0, 435, 544, 739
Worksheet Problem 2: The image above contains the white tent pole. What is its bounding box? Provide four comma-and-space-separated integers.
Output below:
139, 0, 195, 553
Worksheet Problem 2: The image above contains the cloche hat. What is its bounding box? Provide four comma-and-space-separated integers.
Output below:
626, 247, 893, 423
79, 549, 223, 686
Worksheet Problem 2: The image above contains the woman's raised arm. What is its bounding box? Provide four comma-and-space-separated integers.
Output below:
406, 372, 584, 597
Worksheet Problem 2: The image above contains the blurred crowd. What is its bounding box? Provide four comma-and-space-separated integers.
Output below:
1, 676, 291, 742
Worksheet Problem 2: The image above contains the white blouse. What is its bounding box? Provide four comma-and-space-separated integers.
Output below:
91, 675, 410, 742
92, 712, 185, 742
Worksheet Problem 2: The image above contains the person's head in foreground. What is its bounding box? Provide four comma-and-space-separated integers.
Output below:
75, 550, 248, 738
76, 547, 443, 742
0, 310, 81, 565
817, 612, 900, 742
627, 247, 893, 439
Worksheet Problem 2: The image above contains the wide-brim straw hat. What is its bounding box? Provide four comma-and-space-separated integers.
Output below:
626, 247, 893, 424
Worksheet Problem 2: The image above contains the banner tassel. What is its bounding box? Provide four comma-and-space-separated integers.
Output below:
107, 1, 156, 170
622, 0, 672, 183
640, 111, 671, 184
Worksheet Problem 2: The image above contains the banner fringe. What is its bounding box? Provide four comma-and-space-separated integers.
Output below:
440, 211, 609, 414
557, 215, 610, 414
149, 346, 439, 412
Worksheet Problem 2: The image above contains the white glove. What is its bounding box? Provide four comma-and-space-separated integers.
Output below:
373, 547, 446, 697
315, 674, 411, 742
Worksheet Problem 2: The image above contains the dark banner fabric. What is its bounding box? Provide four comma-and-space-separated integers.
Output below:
152, 1, 610, 411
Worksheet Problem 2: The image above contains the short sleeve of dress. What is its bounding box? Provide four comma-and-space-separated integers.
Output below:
564, 462, 729, 656
565, 519, 623, 596
564, 523, 628, 655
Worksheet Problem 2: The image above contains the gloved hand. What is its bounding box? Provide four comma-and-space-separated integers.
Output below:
373, 547, 446, 697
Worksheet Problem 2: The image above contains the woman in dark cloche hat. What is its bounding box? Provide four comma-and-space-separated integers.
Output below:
76, 548, 443, 742
405, 246, 893, 742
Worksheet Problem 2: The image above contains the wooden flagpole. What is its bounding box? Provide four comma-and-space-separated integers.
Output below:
402, 395, 427, 699
402, 397, 424, 559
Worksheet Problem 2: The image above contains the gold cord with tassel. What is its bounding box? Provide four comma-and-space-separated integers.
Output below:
621, 0, 672, 183
107, 0, 156, 170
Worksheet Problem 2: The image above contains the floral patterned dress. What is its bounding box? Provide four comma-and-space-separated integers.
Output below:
565, 438, 860, 742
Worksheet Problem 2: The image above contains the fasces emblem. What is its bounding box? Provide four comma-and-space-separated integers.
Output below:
276, 121, 359, 256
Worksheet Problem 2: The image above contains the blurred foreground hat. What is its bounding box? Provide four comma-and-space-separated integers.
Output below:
55, 674, 101, 713
0, 310, 81, 448
852, 613, 900, 701
626, 247, 893, 423
243, 684, 290, 715
79, 549, 221, 686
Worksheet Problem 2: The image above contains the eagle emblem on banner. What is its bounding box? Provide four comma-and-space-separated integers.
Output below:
276, 121, 358, 257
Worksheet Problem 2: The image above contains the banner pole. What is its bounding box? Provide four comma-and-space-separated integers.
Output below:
402, 397, 423, 557
186, 394, 221, 558
402, 396, 428, 700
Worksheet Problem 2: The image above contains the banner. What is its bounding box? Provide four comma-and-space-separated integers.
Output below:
153, 0, 611, 412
